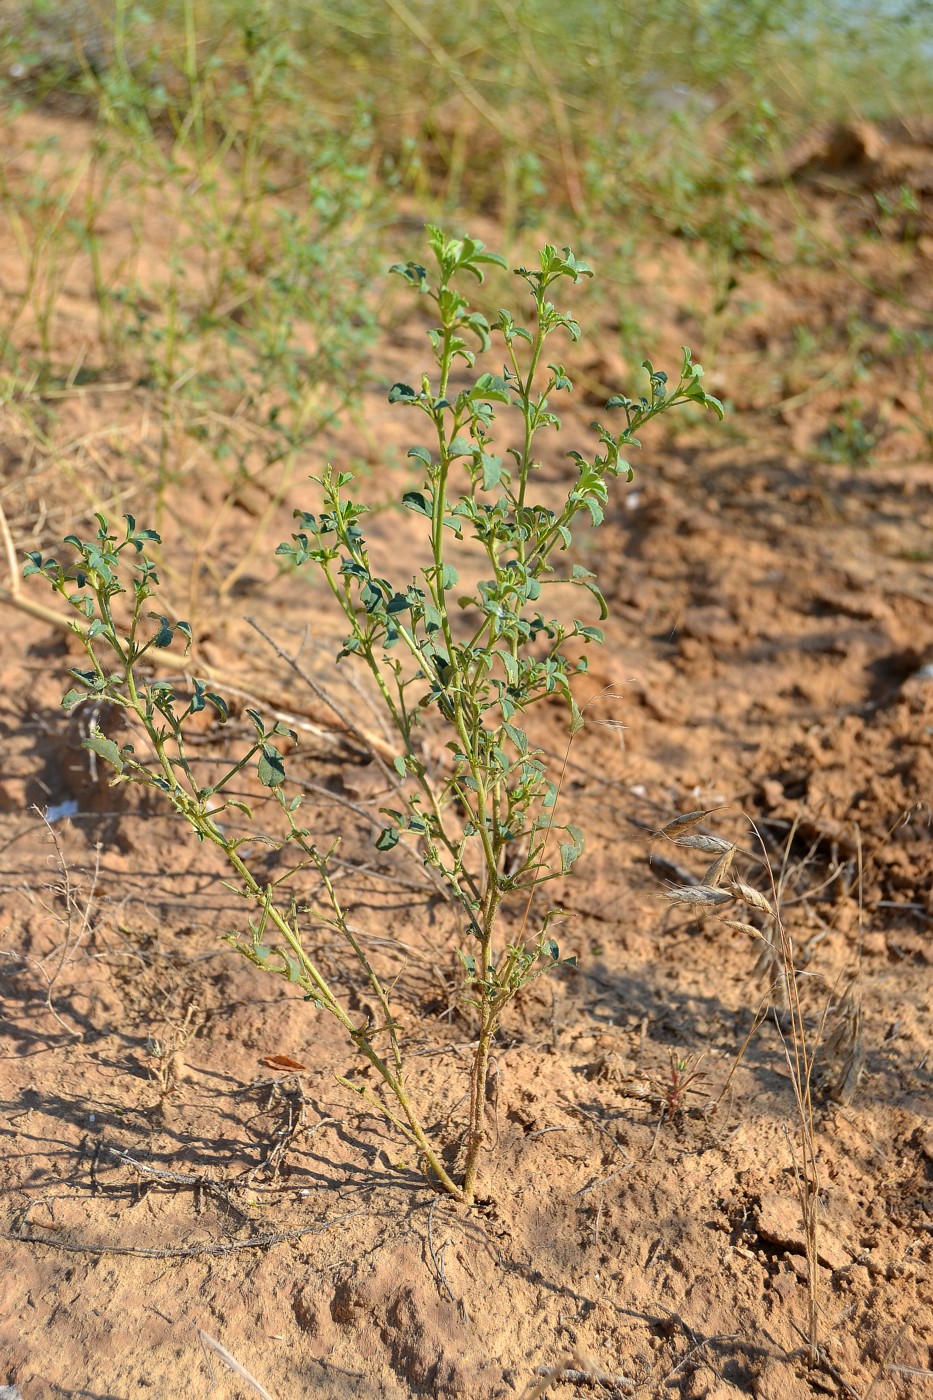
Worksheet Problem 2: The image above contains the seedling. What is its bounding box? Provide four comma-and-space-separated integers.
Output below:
657, 1050, 708, 1117
27, 227, 722, 1202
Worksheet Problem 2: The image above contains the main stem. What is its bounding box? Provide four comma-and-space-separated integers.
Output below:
462, 999, 496, 1204
461, 885, 502, 1203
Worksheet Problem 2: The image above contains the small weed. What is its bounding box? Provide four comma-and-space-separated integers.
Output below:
821, 398, 886, 467
872, 185, 921, 244
28, 227, 722, 1202
656, 1050, 708, 1118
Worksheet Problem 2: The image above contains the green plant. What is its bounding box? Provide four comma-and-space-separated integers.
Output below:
656, 1049, 708, 1118
821, 397, 885, 467
26, 227, 723, 1203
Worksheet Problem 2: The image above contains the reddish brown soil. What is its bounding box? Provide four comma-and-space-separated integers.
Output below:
1, 117, 931, 1399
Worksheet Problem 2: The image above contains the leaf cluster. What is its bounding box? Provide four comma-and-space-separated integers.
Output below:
278, 229, 722, 946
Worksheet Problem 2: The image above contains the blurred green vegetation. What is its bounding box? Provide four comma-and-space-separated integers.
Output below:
2, 0, 930, 229
0, 0, 929, 568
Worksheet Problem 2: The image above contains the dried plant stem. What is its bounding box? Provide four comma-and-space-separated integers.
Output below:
197, 1328, 277, 1400
756, 839, 821, 1365
247, 615, 396, 765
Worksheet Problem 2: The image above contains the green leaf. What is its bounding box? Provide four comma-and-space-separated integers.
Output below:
440, 564, 459, 590
22, 553, 46, 579
205, 691, 229, 721
558, 824, 585, 873
570, 567, 611, 616
84, 729, 125, 773
501, 722, 527, 754
257, 744, 286, 788
148, 614, 174, 648
501, 652, 519, 687
388, 382, 418, 404
472, 372, 510, 403
402, 491, 431, 517
361, 580, 383, 613
390, 259, 428, 290
375, 827, 400, 852
70, 668, 98, 687
479, 452, 503, 491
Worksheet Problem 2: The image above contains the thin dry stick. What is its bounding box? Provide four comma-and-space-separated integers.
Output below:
197, 1328, 276, 1400
712, 999, 770, 1110
426, 1195, 463, 1312
2, 813, 103, 1038
524, 1351, 635, 1399
248, 615, 397, 767
11, 1210, 365, 1259
39, 815, 101, 979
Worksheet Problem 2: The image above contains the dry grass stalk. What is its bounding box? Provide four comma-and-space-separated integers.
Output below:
652, 810, 826, 1364
0, 814, 101, 1039
522, 1349, 634, 1399
753, 920, 790, 1012
197, 1328, 276, 1400
766, 903, 821, 1366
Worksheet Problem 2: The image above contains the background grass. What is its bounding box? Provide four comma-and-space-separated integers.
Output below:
0, 0, 930, 600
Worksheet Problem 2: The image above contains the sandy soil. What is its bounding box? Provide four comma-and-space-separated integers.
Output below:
1, 115, 931, 1399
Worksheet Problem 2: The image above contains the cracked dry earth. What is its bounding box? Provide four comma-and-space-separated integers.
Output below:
1, 118, 932, 1398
